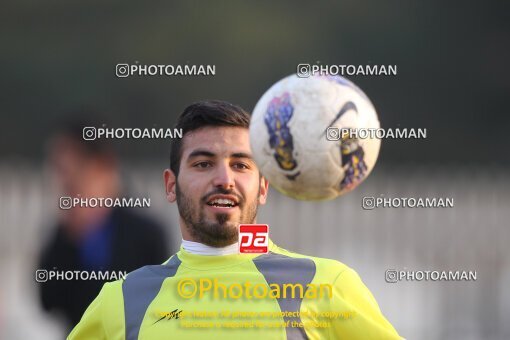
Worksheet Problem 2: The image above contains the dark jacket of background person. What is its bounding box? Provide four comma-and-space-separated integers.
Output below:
38, 207, 169, 330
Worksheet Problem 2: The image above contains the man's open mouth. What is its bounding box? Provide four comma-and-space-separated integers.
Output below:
206, 196, 239, 208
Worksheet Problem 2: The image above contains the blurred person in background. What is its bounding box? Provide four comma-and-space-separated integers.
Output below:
37, 120, 171, 330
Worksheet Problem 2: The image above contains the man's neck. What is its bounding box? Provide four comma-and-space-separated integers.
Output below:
181, 239, 238, 255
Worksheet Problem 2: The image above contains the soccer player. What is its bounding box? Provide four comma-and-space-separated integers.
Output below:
69, 101, 403, 339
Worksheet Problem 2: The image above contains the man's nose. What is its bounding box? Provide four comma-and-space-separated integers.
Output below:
212, 163, 235, 189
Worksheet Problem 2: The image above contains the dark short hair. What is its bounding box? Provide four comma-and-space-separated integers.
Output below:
170, 100, 251, 176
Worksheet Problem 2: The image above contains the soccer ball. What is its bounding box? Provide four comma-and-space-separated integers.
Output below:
249, 74, 381, 201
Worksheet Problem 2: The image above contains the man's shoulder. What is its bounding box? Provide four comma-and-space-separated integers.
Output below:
265, 244, 352, 284
115, 255, 179, 285
98, 256, 179, 298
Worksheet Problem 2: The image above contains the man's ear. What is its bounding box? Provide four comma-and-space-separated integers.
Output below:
163, 169, 177, 203
258, 176, 269, 205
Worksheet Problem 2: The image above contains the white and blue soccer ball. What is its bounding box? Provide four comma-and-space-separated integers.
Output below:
250, 74, 381, 201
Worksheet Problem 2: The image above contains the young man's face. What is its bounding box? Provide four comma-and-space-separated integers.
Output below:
164, 126, 268, 247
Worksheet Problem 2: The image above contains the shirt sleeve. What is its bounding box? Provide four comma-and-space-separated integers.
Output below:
328, 268, 404, 339
67, 283, 109, 340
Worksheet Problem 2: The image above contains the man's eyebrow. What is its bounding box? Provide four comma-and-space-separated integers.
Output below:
231, 152, 253, 159
187, 149, 216, 160
186, 150, 253, 161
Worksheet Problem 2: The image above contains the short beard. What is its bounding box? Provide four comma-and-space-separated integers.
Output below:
175, 180, 259, 247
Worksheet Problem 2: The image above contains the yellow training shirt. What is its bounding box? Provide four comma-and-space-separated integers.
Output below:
68, 239, 402, 339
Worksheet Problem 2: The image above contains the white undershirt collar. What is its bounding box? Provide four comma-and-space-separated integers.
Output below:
181, 239, 239, 256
